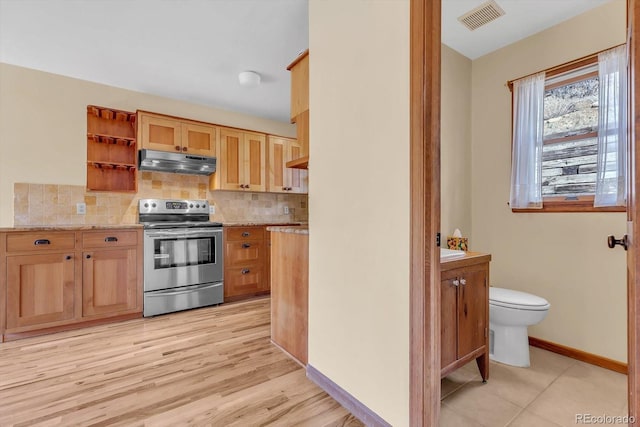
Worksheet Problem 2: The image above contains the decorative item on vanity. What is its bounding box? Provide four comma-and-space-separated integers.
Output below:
447, 228, 469, 251
489, 287, 550, 367
139, 199, 224, 317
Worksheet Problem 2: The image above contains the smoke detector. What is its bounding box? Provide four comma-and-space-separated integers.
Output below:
458, 0, 505, 31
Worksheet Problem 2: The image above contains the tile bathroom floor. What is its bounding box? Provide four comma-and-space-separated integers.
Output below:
440, 347, 628, 426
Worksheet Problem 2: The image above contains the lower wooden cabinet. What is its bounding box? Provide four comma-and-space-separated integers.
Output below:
82, 248, 137, 317
1, 229, 143, 341
441, 254, 491, 381
6, 253, 76, 329
224, 226, 270, 301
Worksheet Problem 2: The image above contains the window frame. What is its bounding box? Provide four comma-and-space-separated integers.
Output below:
509, 54, 626, 213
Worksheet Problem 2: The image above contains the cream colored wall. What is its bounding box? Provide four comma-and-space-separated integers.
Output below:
471, 0, 628, 362
308, 0, 409, 425
0, 63, 295, 227
442, 45, 472, 241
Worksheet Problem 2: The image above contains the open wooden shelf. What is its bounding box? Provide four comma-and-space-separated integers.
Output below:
285, 155, 309, 170
87, 105, 137, 192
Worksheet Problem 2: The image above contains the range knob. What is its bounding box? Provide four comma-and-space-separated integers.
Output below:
152, 203, 157, 208
144, 203, 149, 208
196, 204, 200, 208
189, 204, 194, 208
202, 202, 207, 208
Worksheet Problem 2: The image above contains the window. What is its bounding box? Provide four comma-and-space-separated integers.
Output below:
542, 63, 599, 200
510, 49, 627, 213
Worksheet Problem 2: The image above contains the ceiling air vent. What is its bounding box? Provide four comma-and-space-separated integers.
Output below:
458, 0, 505, 31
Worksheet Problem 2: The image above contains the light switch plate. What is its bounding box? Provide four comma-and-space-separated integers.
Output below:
283, 206, 289, 215
76, 203, 86, 215
209, 205, 215, 214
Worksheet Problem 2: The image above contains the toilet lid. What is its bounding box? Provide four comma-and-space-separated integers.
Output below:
489, 287, 550, 311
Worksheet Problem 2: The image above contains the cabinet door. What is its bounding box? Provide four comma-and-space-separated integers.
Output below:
290, 52, 309, 120
243, 132, 266, 192
457, 266, 488, 357
6, 253, 75, 329
182, 123, 216, 156
140, 114, 182, 153
267, 136, 287, 193
218, 128, 245, 190
287, 140, 308, 194
441, 271, 459, 369
82, 248, 137, 317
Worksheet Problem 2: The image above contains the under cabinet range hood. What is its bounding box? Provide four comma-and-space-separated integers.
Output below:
138, 149, 216, 175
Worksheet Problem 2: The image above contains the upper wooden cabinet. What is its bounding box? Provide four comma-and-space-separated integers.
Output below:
267, 136, 308, 194
287, 50, 309, 169
138, 111, 216, 157
211, 127, 266, 192
288, 50, 309, 121
86, 106, 137, 192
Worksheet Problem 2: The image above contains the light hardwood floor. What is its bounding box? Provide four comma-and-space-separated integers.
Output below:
0, 297, 362, 427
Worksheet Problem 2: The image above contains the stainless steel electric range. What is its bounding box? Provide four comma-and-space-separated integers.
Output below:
139, 199, 223, 317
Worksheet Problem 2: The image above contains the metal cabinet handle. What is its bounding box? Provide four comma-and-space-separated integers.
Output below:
65, 255, 72, 260
452, 279, 460, 287
175, 146, 181, 151
104, 236, 118, 242
242, 232, 250, 237
34, 239, 50, 245
182, 147, 187, 152
86, 254, 91, 259
242, 243, 251, 248
241, 269, 250, 274
460, 278, 466, 286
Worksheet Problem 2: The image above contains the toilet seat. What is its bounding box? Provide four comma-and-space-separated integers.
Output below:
489, 287, 550, 311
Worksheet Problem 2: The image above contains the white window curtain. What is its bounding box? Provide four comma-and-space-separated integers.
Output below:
594, 45, 628, 207
510, 72, 546, 209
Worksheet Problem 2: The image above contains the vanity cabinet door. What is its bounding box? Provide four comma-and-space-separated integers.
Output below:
441, 270, 459, 369
457, 265, 488, 357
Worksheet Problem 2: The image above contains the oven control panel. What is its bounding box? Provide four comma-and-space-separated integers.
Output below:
139, 199, 209, 214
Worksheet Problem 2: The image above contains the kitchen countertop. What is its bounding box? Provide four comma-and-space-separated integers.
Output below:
0, 224, 143, 232
224, 222, 307, 227
266, 225, 309, 235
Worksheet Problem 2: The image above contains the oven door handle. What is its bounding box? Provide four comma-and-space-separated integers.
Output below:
145, 229, 222, 238
147, 282, 223, 296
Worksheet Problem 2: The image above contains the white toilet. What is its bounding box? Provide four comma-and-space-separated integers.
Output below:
489, 287, 550, 367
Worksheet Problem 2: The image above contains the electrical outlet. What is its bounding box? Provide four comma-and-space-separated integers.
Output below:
209, 205, 215, 214
76, 203, 86, 215
283, 206, 289, 215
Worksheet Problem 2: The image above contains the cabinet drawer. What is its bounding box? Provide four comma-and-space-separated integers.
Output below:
225, 227, 265, 241
6, 232, 76, 253
225, 265, 266, 296
225, 241, 265, 266
82, 230, 138, 249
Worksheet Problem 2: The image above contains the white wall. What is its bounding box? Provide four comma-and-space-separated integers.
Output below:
308, 0, 410, 425
442, 45, 472, 240
0, 63, 295, 227
471, 0, 628, 362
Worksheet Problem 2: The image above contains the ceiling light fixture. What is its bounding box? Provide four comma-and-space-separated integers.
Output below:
238, 71, 261, 87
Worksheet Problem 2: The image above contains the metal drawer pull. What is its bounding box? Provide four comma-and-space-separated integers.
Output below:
65, 255, 72, 260
104, 236, 118, 242
460, 278, 466, 285
241, 269, 250, 274
86, 254, 92, 259
242, 232, 250, 237
242, 243, 251, 248
34, 239, 51, 245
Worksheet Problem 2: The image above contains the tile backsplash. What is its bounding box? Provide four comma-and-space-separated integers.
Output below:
14, 171, 308, 226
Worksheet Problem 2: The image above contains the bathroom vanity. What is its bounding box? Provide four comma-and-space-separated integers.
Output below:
440, 251, 491, 381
